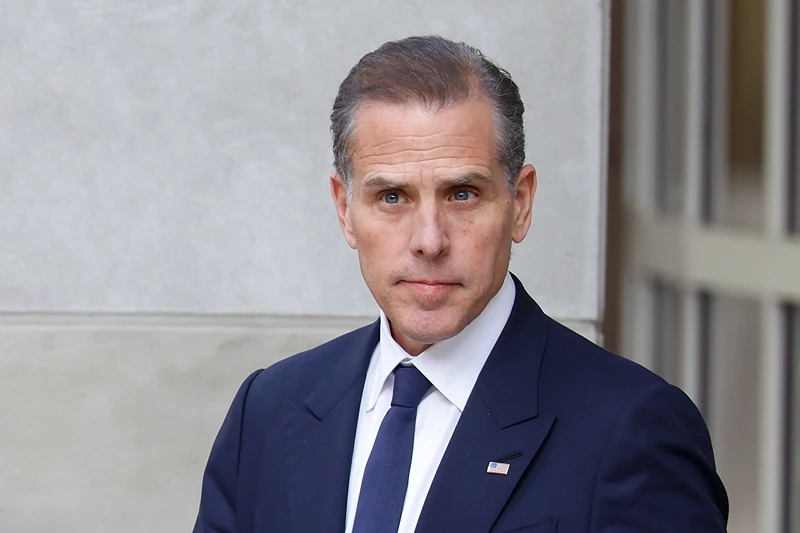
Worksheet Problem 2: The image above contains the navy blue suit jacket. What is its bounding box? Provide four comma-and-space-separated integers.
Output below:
194, 277, 728, 532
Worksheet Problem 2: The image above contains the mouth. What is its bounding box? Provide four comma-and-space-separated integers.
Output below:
400, 280, 461, 295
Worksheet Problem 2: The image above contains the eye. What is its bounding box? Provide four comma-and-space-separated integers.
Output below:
381, 191, 401, 204
452, 189, 475, 202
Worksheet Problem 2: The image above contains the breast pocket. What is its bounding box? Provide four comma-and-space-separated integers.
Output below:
496, 518, 558, 533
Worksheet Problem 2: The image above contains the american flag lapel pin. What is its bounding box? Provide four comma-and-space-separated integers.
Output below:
486, 461, 510, 475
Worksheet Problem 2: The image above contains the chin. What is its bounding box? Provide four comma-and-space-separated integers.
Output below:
399, 314, 468, 344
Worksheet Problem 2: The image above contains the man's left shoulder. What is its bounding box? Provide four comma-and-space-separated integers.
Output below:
545, 318, 663, 387
537, 318, 680, 421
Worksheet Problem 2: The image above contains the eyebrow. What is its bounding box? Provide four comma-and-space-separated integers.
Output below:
362, 177, 404, 190
361, 172, 494, 190
448, 172, 493, 186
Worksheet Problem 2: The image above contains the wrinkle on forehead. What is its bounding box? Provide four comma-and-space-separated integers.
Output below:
355, 129, 492, 153
350, 100, 499, 177
363, 132, 489, 151
357, 146, 493, 167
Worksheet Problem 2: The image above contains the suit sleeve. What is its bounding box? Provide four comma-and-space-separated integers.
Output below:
193, 369, 264, 533
590, 382, 729, 532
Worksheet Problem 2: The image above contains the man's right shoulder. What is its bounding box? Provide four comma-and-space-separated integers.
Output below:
233, 320, 378, 409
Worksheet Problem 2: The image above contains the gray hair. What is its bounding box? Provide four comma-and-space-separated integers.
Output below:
330, 35, 526, 198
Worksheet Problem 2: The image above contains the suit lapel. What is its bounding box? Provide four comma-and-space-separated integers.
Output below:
415, 277, 556, 533
282, 321, 379, 533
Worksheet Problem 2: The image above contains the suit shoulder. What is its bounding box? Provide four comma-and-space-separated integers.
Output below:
243, 320, 377, 402
537, 319, 714, 470
540, 318, 668, 412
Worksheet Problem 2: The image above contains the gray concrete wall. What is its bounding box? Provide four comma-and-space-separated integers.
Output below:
0, 1, 608, 532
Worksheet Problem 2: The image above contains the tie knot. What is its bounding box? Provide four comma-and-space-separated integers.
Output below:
391, 366, 431, 408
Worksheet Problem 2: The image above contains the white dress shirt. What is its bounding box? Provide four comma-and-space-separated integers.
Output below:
344, 272, 516, 533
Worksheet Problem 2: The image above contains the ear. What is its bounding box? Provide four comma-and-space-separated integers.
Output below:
511, 164, 537, 243
330, 171, 358, 249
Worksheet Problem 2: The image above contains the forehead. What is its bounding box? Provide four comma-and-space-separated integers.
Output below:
349, 99, 498, 172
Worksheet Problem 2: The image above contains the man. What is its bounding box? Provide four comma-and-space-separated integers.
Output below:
193, 36, 728, 533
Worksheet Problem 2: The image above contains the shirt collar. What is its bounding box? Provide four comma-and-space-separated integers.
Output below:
364, 272, 516, 412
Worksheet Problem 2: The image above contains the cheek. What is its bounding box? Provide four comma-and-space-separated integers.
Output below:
354, 225, 404, 270
460, 221, 474, 240
457, 216, 509, 252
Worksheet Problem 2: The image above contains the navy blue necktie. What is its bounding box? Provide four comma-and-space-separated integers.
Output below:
352, 365, 432, 533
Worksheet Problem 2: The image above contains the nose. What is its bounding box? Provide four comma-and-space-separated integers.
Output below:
409, 201, 449, 259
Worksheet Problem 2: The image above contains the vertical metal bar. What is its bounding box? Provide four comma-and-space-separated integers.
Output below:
620, 0, 638, 211
684, 0, 707, 223
706, 0, 730, 223
785, 18, 800, 533
764, 0, 792, 235
661, 0, 689, 216
619, 0, 658, 369
697, 290, 712, 418
761, 0, 792, 528
788, 10, 800, 528
678, 0, 709, 405
787, 305, 799, 533
653, 0, 669, 215
623, 0, 658, 213
652, 279, 665, 377
760, 302, 788, 533
763, 0, 793, 528
789, 0, 800, 234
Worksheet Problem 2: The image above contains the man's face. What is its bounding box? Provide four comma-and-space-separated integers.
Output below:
331, 98, 536, 355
